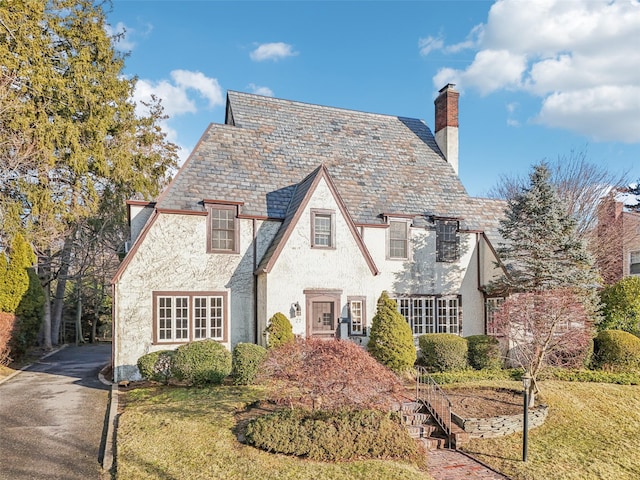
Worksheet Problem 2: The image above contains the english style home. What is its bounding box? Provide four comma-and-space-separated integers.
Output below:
112, 84, 507, 381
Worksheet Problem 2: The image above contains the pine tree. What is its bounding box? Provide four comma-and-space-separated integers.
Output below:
493, 162, 599, 294
367, 291, 416, 373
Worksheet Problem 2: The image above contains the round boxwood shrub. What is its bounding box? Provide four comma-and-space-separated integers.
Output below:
265, 312, 294, 349
232, 343, 267, 385
466, 335, 502, 370
245, 408, 424, 465
172, 340, 232, 385
367, 291, 417, 373
419, 333, 468, 372
592, 330, 640, 372
137, 350, 175, 383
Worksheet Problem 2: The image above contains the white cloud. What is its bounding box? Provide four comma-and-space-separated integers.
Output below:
248, 84, 274, 97
171, 70, 223, 108
431, 0, 640, 143
418, 36, 444, 56
250, 42, 298, 61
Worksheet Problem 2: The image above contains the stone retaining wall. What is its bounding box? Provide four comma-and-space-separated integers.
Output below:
452, 405, 548, 438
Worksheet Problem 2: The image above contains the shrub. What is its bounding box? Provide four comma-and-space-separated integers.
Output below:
172, 340, 232, 385
592, 330, 640, 372
137, 350, 176, 383
466, 335, 502, 370
11, 268, 45, 358
265, 312, 294, 349
232, 343, 267, 385
0, 313, 16, 365
419, 333, 468, 372
367, 291, 416, 373
245, 408, 424, 465
0, 233, 34, 314
259, 337, 404, 411
600, 277, 640, 336
428, 368, 521, 384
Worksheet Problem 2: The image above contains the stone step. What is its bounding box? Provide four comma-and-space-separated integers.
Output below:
399, 401, 421, 413
402, 412, 431, 425
418, 436, 448, 450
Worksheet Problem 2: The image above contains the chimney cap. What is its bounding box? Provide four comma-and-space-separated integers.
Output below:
439, 83, 457, 93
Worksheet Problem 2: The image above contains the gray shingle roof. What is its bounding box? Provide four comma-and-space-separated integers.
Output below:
156, 91, 506, 229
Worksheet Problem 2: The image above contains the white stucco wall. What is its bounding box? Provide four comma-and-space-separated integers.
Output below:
113, 213, 277, 381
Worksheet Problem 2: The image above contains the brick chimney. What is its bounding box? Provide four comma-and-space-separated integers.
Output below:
434, 84, 459, 175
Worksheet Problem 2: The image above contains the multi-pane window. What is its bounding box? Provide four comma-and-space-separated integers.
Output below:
211, 208, 236, 251
155, 293, 226, 343
389, 221, 409, 259
630, 251, 640, 275
311, 210, 334, 248
485, 297, 504, 335
393, 296, 459, 335
348, 297, 366, 335
436, 219, 459, 262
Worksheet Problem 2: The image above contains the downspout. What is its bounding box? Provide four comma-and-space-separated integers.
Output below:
253, 218, 258, 344
475, 233, 486, 334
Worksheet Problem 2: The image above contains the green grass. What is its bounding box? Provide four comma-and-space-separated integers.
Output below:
116, 385, 434, 480
458, 380, 640, 480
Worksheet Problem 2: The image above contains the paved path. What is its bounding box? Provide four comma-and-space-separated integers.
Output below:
428, 449, 510, 479
0, 343, 111, 480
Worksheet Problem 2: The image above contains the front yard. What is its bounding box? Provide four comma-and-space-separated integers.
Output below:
115, 380, 640, 480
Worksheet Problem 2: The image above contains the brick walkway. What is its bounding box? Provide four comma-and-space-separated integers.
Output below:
428, 450, 510, 480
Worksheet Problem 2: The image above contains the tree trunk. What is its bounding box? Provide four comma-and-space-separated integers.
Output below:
42, 287, 52, 350
75, 287, 83, 345
51, 237, 73, 345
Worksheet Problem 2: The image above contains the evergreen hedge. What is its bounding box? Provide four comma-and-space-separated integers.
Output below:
367, 291, 416, 373
137, 350, 176, 383
592, 330, 640, 372
265, 312, 294, 349
172, 340, 232, 385
232, 343, 267, 385
11, 268, 45, 358
0, 233, 34, 313
466, 334, 502, 370
419, 333, 468, 372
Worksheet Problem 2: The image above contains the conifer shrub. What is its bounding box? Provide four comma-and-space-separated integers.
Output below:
600, 277, 640, 337
265, 312, 294, 349
172, 340, 232, 385
419, 333, 468, 372
245, 408, 425, 465
367, 291, 417, 373
232, 343, 267, 385
11, 268, 45, 358
0, 233, 34, 313
592, 330, 640, 372
137, 350, 176, 383
466, 334, 502, 370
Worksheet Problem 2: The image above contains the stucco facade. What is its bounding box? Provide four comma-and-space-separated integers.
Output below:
112, 88, 507, 381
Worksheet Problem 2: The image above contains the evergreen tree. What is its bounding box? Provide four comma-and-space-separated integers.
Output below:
493, 162, 599, 294
0, 233, 35, 313
367, 291, 416, 373
265, 312, 294, 349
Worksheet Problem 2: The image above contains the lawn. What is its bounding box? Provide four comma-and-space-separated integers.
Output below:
116, 385, 434, 480
458, 380, 640, 480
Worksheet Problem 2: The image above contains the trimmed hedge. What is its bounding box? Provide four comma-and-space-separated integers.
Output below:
467, 335, 502, 370
232, 343, 267, 385
592, 330, 640, 372
265, 312, 294, 349
419, 333, 468, 372
137, 350, 175, 383
173, 340, 232, 385
245, 408, 424, 465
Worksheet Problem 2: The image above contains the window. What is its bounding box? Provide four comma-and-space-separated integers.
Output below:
631, 251, 640, 275
389, 221, 409, 259
436, 219, 459, 262
348, 296, 366, 335
207, 205, 239, 253
392, 295, 460, 335
311, 209, 335, 248
154, 292, 227, 343
485, 297, 504, 335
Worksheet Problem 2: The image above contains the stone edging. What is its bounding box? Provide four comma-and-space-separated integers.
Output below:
453, 405, 548, 438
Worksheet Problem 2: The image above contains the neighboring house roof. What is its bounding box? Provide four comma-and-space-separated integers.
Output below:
256, 164, 379, 276
156, 91, 474, 225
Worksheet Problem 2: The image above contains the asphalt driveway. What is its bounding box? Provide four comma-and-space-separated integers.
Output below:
0, 343, 111, 480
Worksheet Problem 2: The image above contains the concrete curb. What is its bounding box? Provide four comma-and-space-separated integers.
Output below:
0, 345, 68, 386
102, 383, 119, 475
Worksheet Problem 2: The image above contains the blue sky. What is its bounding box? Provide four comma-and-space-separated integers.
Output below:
108, 0, 640, 197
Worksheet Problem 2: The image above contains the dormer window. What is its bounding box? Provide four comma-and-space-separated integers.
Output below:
311, 209, 335, 248
206, 202, 240, 254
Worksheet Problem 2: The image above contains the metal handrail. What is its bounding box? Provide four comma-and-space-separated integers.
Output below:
415, 366, 453, 448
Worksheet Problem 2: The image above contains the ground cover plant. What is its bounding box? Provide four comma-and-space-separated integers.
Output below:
116, 385, 434, 480
457, 380, 640, 480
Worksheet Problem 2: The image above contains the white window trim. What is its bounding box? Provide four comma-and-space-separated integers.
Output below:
392, 295, 461, 336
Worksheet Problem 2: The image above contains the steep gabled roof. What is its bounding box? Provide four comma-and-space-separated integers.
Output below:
256, 165, 379, 276
156, 91, 473, 225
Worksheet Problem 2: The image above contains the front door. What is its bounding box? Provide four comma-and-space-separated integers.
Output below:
304, 289, 342, 338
